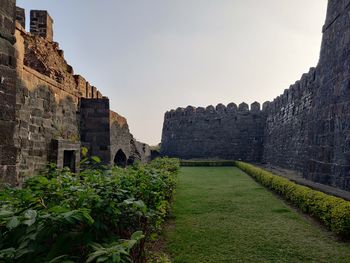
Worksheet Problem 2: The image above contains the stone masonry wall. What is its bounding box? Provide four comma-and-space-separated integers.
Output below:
13, 20, 88, 180
110, 110, 132, 164
161, 0, 350, 191
307, 0, 350, 189
80, 98, 111, 164
264, 0, 350, 190
0, 0, 17, 184
161, 102, 265, 162
110, 111, 152, 165
0, 7, 151, 184
262, 68, 317, 173
80, 101, 151, 166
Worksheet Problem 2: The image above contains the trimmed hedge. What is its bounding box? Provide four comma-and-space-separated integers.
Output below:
235, 161, 350, 237
180, 160, 235, 167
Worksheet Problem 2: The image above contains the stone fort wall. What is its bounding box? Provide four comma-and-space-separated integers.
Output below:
161, 0, 350, 191
0, 0, 17, 184
0, 3, 150, 185
161, 103, 265, 162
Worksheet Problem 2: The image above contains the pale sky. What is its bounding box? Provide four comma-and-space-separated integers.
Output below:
17, 0, 328, 145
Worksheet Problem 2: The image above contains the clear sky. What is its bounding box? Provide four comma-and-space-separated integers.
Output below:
17, 0, 328, 145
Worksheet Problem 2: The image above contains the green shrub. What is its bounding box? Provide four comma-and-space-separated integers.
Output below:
235, 161, 350, 237
0, 157, 179, 263
180, 160, 235, 167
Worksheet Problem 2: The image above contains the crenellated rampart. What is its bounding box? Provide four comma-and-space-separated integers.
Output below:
162, 102, 265, 162
161, 0, 350, 191
262, 67, 317, 173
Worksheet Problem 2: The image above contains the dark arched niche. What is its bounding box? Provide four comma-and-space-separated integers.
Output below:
114, 149, 127, 167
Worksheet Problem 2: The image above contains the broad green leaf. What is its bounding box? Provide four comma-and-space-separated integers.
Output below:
133, 200, 146, 209
6, 216, 19, 229
24, 209, 37, 219
48, 255, 75, 263
81, 147, 88, 157
96, 256, 109, 262
0, 210, 13, 217
91, 156, 101, 163
131, 231, 145, 241
0, 247, 16, 258
23, 210, 37, 226
123, 198, 135, 205
111, 253, 121, 263
86, 250, 107, 263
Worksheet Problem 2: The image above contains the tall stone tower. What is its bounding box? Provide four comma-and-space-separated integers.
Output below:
30, 10, 54, 41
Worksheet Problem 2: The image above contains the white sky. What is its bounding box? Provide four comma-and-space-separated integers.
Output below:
18, 0, 328, 145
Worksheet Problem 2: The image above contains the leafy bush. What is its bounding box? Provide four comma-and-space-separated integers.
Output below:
180, 160, 235, 167
235, 161, 350, 237
0, 157, 179, 263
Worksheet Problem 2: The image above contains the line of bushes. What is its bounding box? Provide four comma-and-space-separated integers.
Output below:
0, 157, 180, 263
234, 161, 350, 238
180, 160, 235, 167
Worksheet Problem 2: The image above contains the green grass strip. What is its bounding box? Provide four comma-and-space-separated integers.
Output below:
166, 167, 350, 262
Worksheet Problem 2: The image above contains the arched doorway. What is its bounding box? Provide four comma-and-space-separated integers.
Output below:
114, 149, 127, 168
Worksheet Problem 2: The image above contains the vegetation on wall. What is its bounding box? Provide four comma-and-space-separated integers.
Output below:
235, 161, 350, 238
0, 157, 179, 263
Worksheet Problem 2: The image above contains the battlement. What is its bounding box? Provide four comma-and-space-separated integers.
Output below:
264, 67, 317, 114
165, 101, 266, 119
162, 101, 266, 162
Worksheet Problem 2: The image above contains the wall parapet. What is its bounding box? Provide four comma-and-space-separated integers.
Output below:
165, 101, 264, 119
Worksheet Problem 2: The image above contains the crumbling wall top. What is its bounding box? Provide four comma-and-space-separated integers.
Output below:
30, 10, 53, 42
16, 7, 25, 29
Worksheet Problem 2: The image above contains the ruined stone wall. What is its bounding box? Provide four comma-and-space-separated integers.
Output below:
110, 112, 151, 165
0, 0, 17, 184
13, 20, 93, 179
161, 103, 265, 162
30, 10, 53, 42
110, 111, 132, 164
80, 104, 150, 166
7, 8, 150, 182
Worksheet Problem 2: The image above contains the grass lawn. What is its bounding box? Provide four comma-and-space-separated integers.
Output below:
164, 167, 350, 263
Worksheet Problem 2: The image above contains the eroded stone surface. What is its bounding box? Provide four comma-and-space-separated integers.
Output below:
0, 3, 150, 185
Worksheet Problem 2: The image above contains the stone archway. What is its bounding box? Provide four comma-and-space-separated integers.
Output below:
114, 149, 127, 168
